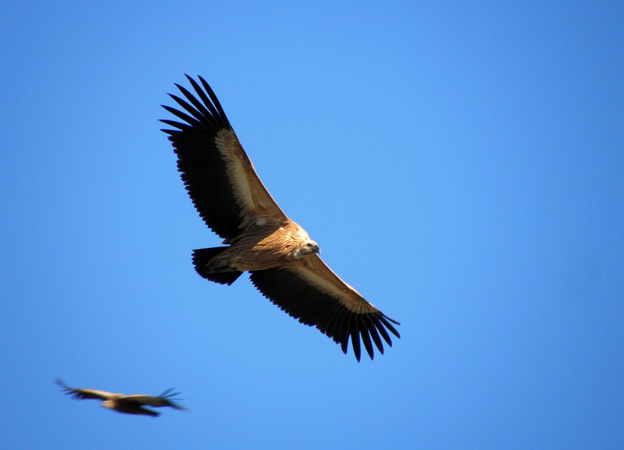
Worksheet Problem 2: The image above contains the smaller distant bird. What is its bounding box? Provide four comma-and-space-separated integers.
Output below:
56, 379, 186, 417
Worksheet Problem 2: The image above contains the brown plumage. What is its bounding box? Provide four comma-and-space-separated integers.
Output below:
161, 75, 400, 361
56, 379, 186, 417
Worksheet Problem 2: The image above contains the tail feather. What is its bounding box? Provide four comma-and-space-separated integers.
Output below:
192, 247, 242, 285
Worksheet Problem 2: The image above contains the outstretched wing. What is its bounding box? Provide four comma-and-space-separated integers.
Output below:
55, 379, 115, 401
161, 75, 288, 242
121, 392, 186, 410
249, 256, 400, 361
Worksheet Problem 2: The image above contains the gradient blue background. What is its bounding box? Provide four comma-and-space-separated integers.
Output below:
2, 1, 623, 448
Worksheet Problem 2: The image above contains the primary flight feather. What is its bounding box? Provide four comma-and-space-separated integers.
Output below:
161, 75, 400, 361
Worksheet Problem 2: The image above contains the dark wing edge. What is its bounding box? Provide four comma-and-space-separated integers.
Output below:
123, 392, 187, 411
161, 75, 242, 239
155, 388, 187, 410
161, 75, 287, 241
249, 266, 400, 362
55, 379, 112, 401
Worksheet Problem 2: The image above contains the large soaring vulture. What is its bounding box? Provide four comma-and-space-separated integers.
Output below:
56, 379, 186, 417
161, 75, 400, 361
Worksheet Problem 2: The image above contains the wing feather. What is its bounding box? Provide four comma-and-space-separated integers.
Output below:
122, 394, 186, 410
55, 379, 115, 400
161, 75, 288, 241
366, 316, 385, 355
350, 315, 362, 361
249, 255, 400, 361
359, 317, 375, 360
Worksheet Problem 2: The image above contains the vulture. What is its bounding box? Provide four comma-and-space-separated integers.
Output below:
56, 379, 186, 417
161, 75, 400, 361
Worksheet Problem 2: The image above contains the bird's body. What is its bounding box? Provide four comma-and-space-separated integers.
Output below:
56, 379, 185, 417
162, 76, 400, 361
207, 221, 314, 272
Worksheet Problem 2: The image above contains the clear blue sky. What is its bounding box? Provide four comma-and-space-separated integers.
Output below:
1, 1, 623, 448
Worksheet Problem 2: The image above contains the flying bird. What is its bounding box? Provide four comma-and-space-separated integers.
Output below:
161, 75, 400, 361
56, 379, 186, 417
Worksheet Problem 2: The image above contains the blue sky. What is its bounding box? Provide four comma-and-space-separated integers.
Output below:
2, 1, 623, 448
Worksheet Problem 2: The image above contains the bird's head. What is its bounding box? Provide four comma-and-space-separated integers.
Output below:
291, 239, 320, 260
101, 399, 116, 410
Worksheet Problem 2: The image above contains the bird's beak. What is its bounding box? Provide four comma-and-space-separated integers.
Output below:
315, 245, 321, 254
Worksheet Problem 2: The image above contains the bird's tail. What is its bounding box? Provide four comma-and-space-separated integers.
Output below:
192, 247, 242, 285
